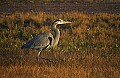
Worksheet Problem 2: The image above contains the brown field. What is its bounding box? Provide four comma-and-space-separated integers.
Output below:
0, 1, 120, 14
0, 1, 120, 78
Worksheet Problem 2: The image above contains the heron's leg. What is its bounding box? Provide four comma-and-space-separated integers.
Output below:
36, 51, 52, 63
36, 51, 41, 62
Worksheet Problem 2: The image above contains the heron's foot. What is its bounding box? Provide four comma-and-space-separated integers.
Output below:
36, 56, 52, 64
40, 57, 52, 62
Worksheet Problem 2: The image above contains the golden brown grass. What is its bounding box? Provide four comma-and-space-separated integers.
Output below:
0, 12, 120, 78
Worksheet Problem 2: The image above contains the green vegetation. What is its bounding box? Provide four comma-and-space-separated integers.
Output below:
0, 12, 120, 78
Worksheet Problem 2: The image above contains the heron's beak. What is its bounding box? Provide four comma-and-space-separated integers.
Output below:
63, 21, 72, 24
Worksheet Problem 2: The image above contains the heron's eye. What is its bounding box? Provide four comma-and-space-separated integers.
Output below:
54, 19, 63, 23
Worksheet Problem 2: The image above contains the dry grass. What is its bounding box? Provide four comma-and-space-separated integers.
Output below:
0, 12, 120, 78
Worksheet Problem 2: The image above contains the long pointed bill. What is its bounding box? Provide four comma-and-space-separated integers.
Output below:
62, 21, 72, 24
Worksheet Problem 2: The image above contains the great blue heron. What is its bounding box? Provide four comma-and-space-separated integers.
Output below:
21, 19, 72, 61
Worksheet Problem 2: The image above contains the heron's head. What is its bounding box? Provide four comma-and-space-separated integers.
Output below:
54, 19, 72, 25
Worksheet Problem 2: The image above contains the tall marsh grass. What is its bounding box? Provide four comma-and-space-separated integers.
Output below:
0, 12, 120, 78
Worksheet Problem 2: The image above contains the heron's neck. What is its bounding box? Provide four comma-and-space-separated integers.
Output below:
53, 23, 60, 47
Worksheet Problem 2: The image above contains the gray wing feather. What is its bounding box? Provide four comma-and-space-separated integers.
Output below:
21, 32, 54, 50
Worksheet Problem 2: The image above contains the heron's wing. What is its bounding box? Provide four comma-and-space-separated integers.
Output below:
21, 32, 54, 50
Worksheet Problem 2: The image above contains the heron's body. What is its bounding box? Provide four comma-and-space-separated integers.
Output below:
21, 32, 54, 50
21, 19, 71, 61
